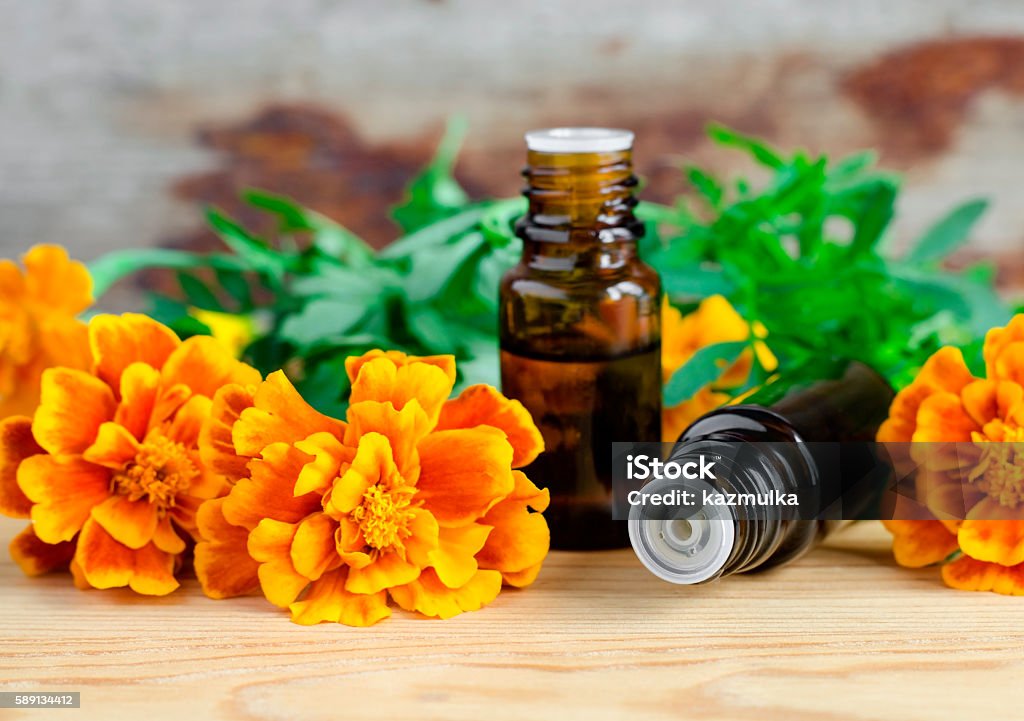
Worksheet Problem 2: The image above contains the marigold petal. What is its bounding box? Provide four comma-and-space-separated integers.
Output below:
346, 349, 456, 387
501, 562, 544, 588
345, 551, 421, 595
293, 432, 356, 496
22, 245, 93, 314
416, 427, 515, 527
325, 433, 399, 517
199, 384, 255, 484
389, 568, 502, 620
877, 347, 977, 442
291, 512, 340, 581
349, 356, 454, 425
90, 313, 180, 391
942, 554, 1024, 595
233, 371, 344, 458
958, 520, 1024, 566
403, 507, 440, 570
75, 518, 179, 595
988, 341, 1024, 387
289, 568, 391, 626
113, 363, 161, 441
344, 400, 429, 480
222, 442, 322, 530
20, 455, 110, 543
8, 524, 75, 576
69, 558, 91, 590
436, 385, 545, 469
32, 368, 116, 456
428, 523, 492, 589
153, 517, 186, 555
477, 471, 550, 576
984, 315, 1024, 382
248, 518, 310, 607
159, 395, 208, 451
82, 422, 140, 469
160, 335, 261, 401
882, 519, 959, 568
0, 416, 40, 518
194, 498, 260, 599
913, 392, 981, 442
960, 380, 997, 428
90, 495, 159, 550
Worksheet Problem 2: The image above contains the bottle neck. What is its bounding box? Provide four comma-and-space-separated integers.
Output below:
515, 148, 644, 270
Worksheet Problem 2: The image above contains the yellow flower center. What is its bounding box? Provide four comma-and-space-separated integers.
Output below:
110, 433, 199, 515
969, 438, 1024, 509
351, 484, 417, 556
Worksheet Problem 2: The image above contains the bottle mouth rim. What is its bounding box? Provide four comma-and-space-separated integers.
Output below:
628, 477, 736, 585
525, 127, 634, 153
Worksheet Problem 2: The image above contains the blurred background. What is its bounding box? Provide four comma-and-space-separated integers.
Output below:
2, 0, 1023, 289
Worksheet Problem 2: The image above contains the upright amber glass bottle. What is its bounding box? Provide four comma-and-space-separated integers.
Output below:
500, 128, 661, 550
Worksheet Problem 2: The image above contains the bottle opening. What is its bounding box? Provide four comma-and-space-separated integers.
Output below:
525, 127, 634, 153
628, 478, 735, 584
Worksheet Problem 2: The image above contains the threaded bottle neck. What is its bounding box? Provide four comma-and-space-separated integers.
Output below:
515, 129, 644, 262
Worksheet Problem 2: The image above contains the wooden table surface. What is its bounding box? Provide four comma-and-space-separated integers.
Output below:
0, 517, 1020, 721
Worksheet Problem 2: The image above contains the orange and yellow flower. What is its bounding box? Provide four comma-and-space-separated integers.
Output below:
0, 313, 260, 594
195, 349, 549, 626
0, 245, 93, 418
879, 314, 1024, 594
661, 295, 776, 442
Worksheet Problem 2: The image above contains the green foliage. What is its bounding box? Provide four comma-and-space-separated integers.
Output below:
88, 120, 1014, 415
648, 126, 1010, 399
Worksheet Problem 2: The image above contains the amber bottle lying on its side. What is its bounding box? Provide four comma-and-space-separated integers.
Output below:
499, 128, 661, 550
628, 361, 896, 584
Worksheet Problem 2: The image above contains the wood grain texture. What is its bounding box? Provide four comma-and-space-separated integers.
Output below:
0, 516, 1020, 721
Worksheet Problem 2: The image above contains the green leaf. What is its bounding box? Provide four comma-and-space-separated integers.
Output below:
206, 207, 290, 281
906, 198, 989, 264
88, 249, 248, 299
405, 232, 487, 302
685, 166, 724, 208
145, 295, 210, 339
377, 207, 486, 261
479, 198, 525, 248
279, 298, 370, 348
177, 273, 223, 311
664, 341, 748, 406
847, 180, 897, 255
294, 355, 352, 418
290, 265, 393, 299
707, 124, 785, 169
214, 268, 253, 311
391, 115, 470, 233
243, 189, 374, 267
404, 304, 458, 354
660, 266, 735, 299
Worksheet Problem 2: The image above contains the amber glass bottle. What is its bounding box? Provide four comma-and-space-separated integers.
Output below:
500, 128, 661, 550
629, 362, 894, 583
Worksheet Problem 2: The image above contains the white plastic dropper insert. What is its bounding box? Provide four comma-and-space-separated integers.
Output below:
524, 127, 634, 153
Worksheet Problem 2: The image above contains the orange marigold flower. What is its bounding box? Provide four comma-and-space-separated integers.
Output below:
0, 245, 93, 418
195, 349, 549, 626
661, 295, 776, 442
878, 314, 1024, 595
0, 313, 260, 594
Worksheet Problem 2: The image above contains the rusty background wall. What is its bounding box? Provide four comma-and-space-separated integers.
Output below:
2, 0, 1023, 286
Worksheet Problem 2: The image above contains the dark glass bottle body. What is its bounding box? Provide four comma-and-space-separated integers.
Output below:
500, 132, 661, 550
630, 361, 894, 583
